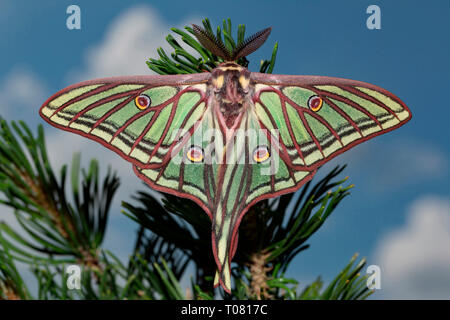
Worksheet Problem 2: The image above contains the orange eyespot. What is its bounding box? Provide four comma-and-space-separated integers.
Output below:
308, 95, 323, 112
253, 146, 270, 163
186, 145, 204, 163
135, 94, 151, 110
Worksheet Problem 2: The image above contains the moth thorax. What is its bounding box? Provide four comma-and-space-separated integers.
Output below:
211, 66, 251, 128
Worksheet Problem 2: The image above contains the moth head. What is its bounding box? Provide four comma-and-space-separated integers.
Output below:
192, 24, 272, 62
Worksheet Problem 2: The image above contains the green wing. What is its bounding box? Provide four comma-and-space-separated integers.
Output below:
251, 74, 412, 169
40, 75, 210, 168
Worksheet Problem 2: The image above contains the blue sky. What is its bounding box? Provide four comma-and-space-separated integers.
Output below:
0, 0, 449, 299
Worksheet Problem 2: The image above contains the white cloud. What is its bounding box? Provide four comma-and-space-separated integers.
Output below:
0, 67, 48, 120
69, 5, 199, 81
374, 195, 450, 299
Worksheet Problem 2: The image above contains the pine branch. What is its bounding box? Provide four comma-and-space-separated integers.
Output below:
122, 192, 216, 295
0, 118, 196, 300
0, 248, 30, 299
0, 119, 119, 269
299, 254, 374, 300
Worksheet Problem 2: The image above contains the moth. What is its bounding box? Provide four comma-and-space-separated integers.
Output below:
40, 25, 411, 293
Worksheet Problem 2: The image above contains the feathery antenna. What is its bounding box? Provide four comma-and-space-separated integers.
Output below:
192, 24, 272, 62
233, 27, 271, 60
192, 24, 232, 61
